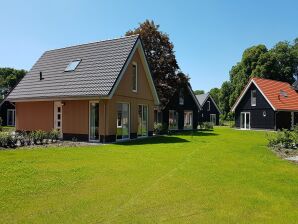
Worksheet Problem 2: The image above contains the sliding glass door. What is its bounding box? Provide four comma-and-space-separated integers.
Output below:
240, 112, 250, 130
138, 105, 148, 137
89, 101, 99, 141
116, 103, 130, 140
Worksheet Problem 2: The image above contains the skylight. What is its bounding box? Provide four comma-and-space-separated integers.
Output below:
65, 60, 81, 72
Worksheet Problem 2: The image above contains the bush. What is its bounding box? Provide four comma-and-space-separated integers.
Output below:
200, 122, 214, 130
267, 128, 297, 149
154, 123, 168, 135
49, 129, 60, 143
0, 132, 16, 148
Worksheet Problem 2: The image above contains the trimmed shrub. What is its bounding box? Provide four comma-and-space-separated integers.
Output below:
0, 132, 16, 148
200, 122, 214, 130
267, 128, 298, 149
49, 129, 60, 143
154, 123, 168, 135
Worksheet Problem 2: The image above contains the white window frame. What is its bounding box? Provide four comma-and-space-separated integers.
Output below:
138, 104, 148, 137
132, 62, 138, 93
116, 102, 130, 141
240, 112, 251, 130
88, 101, 100, 142
207, 101, 210, 111
210, 114, 216, 125
7, 109, 15, 126
251, 90, 256, 106
169, 110, 178, 130
54, 101, 63, 138
184, 110, 193, 130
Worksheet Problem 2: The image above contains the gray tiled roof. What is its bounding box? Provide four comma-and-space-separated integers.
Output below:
7, 35, 139, 100
196, 93, 209, 105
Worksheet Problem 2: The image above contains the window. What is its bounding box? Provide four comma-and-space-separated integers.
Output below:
179, 89, 184, 105
7, 109, 15, 126
184, 111, 193, 129
138, 105, 148, 137
207, 101, 210, 111
210, 114, 216, 125
65, 59, 81, 72
116, 103, 130, 140
169, 110, 178, 130
132, 62, 137, 92
251, 90, 256, 106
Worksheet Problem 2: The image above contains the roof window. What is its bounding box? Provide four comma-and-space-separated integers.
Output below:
280, 90, 288, 97
65, 60, 81, 72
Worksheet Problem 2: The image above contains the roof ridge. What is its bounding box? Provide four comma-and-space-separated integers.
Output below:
253, 77, 291, 85
46, 34, 139, 53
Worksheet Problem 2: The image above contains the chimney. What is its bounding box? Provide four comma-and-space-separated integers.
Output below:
40, 71, 44, 80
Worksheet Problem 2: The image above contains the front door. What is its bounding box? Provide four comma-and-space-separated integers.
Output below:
240, 112, 250, 130
54, 102, 63, 138
89, 101, 99, 141
210, 114, 216, 125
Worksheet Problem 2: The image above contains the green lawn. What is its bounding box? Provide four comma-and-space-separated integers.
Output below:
0, 127, 297, 223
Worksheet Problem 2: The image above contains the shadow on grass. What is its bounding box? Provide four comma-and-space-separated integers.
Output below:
115, 136, 190, 146
170, 130, 219, 137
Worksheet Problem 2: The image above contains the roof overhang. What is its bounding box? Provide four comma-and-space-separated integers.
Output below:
107, 38, 160, 105
200, 93, 221, 113
231, 79, 276, 112
188, 85, 202, 110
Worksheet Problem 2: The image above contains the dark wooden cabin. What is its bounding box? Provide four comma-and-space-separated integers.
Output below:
232, 78, 298, 130
0, 100, 15, 126
155, 84, 201, 131
196, 93, 220, 125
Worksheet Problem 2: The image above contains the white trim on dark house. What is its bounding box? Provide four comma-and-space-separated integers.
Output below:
231, 79, 276, 112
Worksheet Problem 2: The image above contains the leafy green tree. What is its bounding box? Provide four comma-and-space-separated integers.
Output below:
219, 81, 232, 116
209, 88, 220, 105
0, 68, 26, 98
194, 90, 204, 95
126, 20, 188, 106
227, 38, 298, 112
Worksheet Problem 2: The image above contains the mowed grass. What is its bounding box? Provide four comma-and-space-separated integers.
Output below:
0, 127, 297, 223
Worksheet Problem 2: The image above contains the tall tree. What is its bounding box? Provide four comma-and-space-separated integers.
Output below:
209, 88, 220, 105
0, 67, 26, 98
126, 20, 188, 106
219, 81, 232, 115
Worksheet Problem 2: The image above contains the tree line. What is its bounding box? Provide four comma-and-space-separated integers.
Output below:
0, 68, 27, 99
196, 38, 298, 119
2, 20, 297, 119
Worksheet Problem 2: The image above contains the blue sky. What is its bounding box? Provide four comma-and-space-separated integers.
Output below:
0, 0, 297, 91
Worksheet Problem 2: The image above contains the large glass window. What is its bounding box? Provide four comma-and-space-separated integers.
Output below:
251, 90, 256, 106
132, 63, 137, 92
116, 103, 130, 140
138, 105, 148, 137
7, 109, 15, 126
169, 110, 178, 130
89, 102, 99, 141
184, 111, 193, 129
